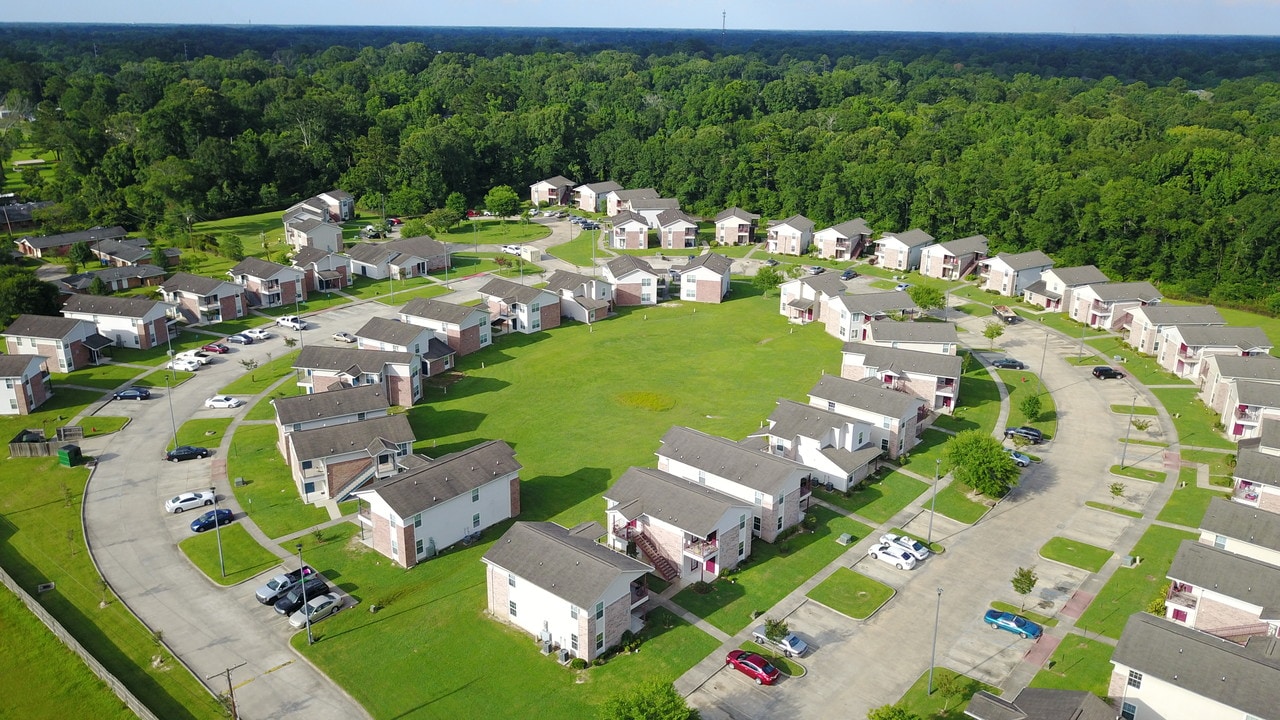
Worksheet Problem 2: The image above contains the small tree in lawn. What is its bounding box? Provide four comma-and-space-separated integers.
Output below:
598, 680, 701, 720
764, 617, 789, 643
907, 285, 944, 312
239, 358, 259, 382
752, 265, 784, 295
445, 191, 469, 218
1012, 566, 1038, 611
982, 320, 1005, 349
867, 704, 922, 720
934, 670, 966, 712
945, 429, 1021, 498
1020, 394, 1042, 423
484, 185, 521, 223
68, 241, 94, 271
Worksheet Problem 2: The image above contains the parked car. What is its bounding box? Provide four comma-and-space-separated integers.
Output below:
502, 244, 523, 255
244, 328, 271, 341
725, 650, 781, 685
867, 542, 917, 570
255, 566, 316, 605
226, 334, 253, 345
806, 265, 825, 275
751, 625, 808, 657
204, 395, 243, 409
1092, 366, 1125, 380
894, 282, 911, 292
113, 386, 151, 401
277, 316, 307, 331
1007, 449, 1031, 467
289, 593, 343, 628
841, 268, 858, 280
201, 343, 230, 354
166, 358, 201, 372
165, 490, 215, 513
166, 445, 210, 462
388, 217, 403, 225
1004, 426, 1044, 444
984, 609, 1043, 639
273, 577, 331, 616
992, 358, 1027, 370
175, 350, 211, 365
190, 508, 233, 533
880, 532, 930, 561
332, 331, 356, 343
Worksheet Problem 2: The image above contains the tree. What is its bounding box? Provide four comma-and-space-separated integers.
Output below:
934, 671, 966, 712
1110, 481, 1127, 501
423, 208, 462, 236
867, 704, 923, 720
68, 242, 95, 272
764, 617, 789, 642
0, 266, 62, 325
238, 358, 259, 382
945, 429, 1021, 498
400, 219, 430, 239
484, 185, 521, 220
218, 235, 245, 261
1019, 394, 1042, 423
88, 275, 111, 295
445, 191, 469, 218
598, 680, 701, 720
753, 265, 784, 294
1012, 566, 1038, 611
150, 245, 169, 268
907, 285, 944, 312
982, 320, 1005, 349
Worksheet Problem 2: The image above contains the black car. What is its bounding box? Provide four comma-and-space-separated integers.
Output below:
1093, 366, 1125, 380
190, 508, 233, 533
1004, 426, 1045, 444
992, 358, 1027, 370
273, 577, 331, 615
113, 386, 151, 401
166, 445, 210, 462
763, 258, 779, 267
841, 269, 858, 280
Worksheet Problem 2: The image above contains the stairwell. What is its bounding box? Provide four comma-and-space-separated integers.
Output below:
632, 531, 679, 582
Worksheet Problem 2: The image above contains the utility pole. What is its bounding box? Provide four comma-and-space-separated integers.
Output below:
207, 662, 246, 719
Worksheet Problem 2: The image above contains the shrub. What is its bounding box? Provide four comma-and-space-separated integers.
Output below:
569, 658, 588, 670
691, 580, 714, 595
778, 541, 793, 554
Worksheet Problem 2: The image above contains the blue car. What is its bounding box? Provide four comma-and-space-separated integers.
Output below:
984, 609, 1042, 639
190, 508, 233, 533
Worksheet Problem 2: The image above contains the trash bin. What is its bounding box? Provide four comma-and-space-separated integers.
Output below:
57, 444, 82, 467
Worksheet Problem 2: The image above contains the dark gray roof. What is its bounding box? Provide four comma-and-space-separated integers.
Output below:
791, 272, 846, 297
60, 265, 166, 292
1200, 497, 1280, 553
400, 297, 485, 325
423, 338, 455, 361
578, 181, 622, 193
1177, 325, 1271, 350
291, 246, 334, 267
809, 373, 927, 419
230, 257, 293, 280
161, 272, 237, 296
289, 217, 323, 233
628, 198, 680, 212
0, 354, 41, 377
294, 346, 415, 374
606, 209, 649, 227
1263, 418, 1280, 451
965, 688, 1113, 720
537, 175, 575, 187
1046, 265, 1109, 286
765, 399, 864, 441
820, 218, 871, 238
477, 277, 554, 306
345, 236, 447, 266
678, 252, 733, 276
273, 384, 389, 426
1111, 612, 1280, 719
1235, 438, 1280, 489
819, 445, 883, 473
483, 521, 651, 609
1236, 380, 1280, 409
658, 426, 808, 495
604, 255, 657, 277
1134, 305, 1225, 326
605, 467, 749, 537
17, 225, 126, 249
3, 314, 88, 339
769, 214, 815, 232
358, 440, 520, 517
880, 229, 934, 248
843, 342, 963, 378
656, 209, 698, 227
610, 188, 658, 202
988, 250, 1054, 271
1168, 540, 1280, 616
867, 320, 958, 344
1021, 280, 1057, 300
354, 317, 431, 347
1213, 355, 1280, 382
544, 270, 593, 294
93, 238, 150, 263
0, 201, 53, 223
288, 414, 414, 462
834, 291, 919, 316
963, 691, 1027, 720
937, 234, 988, 256
713, 207, 759, 223
61, 293, 168, 319
1085, 281, 1161, 303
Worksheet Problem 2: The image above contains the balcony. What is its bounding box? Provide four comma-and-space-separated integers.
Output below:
1167, 590, 1197, 609
683, 537, 718, 559
936, 378, 957, 395
1235, 407, 1263, 423
1235, 482, 1261, 504
613, 523, 638, 541
1178, 347, 1201, 361
357, 503, 373, 525
629, 579, 649, 609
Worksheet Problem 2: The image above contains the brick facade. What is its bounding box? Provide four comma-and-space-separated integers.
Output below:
695, 279, 723, 303
614, 282, 644, 306
508, 477, 521, 517
539, 303, 560, 331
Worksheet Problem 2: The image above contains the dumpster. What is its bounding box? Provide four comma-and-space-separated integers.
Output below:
57, 444, 82, 467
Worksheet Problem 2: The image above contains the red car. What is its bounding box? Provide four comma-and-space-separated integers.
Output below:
389, 217, 403, 225
202, 343, 230, 354
725, 650, 780, 685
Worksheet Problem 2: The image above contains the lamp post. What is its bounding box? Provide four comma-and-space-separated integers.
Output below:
297, 543, 313, 645
928, 587, 943, 695
211, 485, 225, 578
928, 458, 940, 544
1120, 394, 1137, 468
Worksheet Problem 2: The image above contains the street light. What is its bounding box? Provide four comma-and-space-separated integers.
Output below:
928, 587, 943, 694
211, 485, 225, 578
928, 458, 940, 544
297, 543, 313, 645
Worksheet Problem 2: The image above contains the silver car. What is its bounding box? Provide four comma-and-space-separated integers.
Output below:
289, 593, 343, 628
750, 625, 808, 657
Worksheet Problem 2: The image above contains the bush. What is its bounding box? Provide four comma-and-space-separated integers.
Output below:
569, 658, 588, 670
690, 580, 714, 595
778, 541, 793, 554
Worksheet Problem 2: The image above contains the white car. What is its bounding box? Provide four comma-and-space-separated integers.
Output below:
166, 357, 201, 372
204, 395, 244, 409
175, 350, 212, 365
502, 244, 523, 255
332, 331, 356, 343
868, 542, 917, 570
880, 532, 931, 561
244, 328, 271, 341
165, 490, 215, 513
277, 315, 307, 331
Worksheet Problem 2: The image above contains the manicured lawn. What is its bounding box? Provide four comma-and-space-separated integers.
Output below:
806, 568, 894, 619
202, 312, 277, 336
1111, 404, 1158, 416
671, 507, 872, 634
1085, 501, 1143, 518
1076, 525, 1198, 639
1110, 465, 1166, 483
1029, 633, 1115, 697
816, 471, 928, 524
1163, 297, 1280, 351
290, 524, 720, 719
953, 303, 984, 316
83, 416, 130, 437
998, 368, 1057, 436
245, 384, 307, 421
895, 667, 1001, 720
1039, 537, 1112, 573
933, 481, 991, 524
989, 601, 1058, 627
1180, 449, 1236, 481
1149, 387, 1235, 449
344, 273, 436, 301
218, 350, 301, 395
104, 331, 217, 366
226, 424, 330, 539
0, 585, 137, 720
438, 217, 553, 246
0, 388, 107, 444
437, 252, 542, 280
178, 523, 282, 586
1019, 309, 1110, 340
132, 368, 196, 388
394, 282, 454, 303
547, 226, 600, 266
898, 429, 953, 478
1122, 438, 1170, 447
50, 363, 146, 390
1085, 336, 1193, 386
932, 354, 1003, 435
1158, 467, 1230, 527
167, 418, 233, 451
739, 641, 805, 676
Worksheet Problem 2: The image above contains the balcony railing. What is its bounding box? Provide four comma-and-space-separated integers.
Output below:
936, 379, 957, 394
1178, 348, 1201, 361
1235, 486, 1261, 504
1167, 591, 1197, 609
1236, 407, 1263, 423
630, 583, 649, 609
613, 524, 638, 541
683, 538, 718, 559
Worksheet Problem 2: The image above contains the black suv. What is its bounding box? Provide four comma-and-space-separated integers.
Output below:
1092, 366, 1125, 380
273, 577, 330, 615
1004, 426, 1045, 444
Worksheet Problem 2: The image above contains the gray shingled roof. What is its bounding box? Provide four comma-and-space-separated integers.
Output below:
629, 198, 680, 212
1021, 280, 1056, 299
483, 521, 651, 609
273, 384, 389, 426
766, 399, 862, 440
1047, 265, 1109, 286
0, 354, 41, 377
1234, 440, 1280, 489
423, 338, 455, 361
769, 214, 815, 232
989, 250, 1054, 271
61, 293, 168, 319
834, 291, 919, 316
1177, 325, 1271, 350
294, 346, 415, 374
291, 246, 331, 267
93, 238, 151, 264
538, 175, 575, 187
610, 188, 659, 202
230, 257, 294, 280
713, 207, 759, 223
793, 272, 847, 297
544, 270, 593, 294
843, 342, 963, 378
656, 209, 698, 227
965, 689, 1112, 720
3, 314, 87, 339
880, 229, 933, 248
358, 440, 520, 517
1112, 613, 1280, 719
161, 272, 236, 296
400, 298, 483, 325
355, 317, 431, 347
963, 691, 1027, 720
1236, 380, 1280, 408
578, 181, 622, 193
288, 217, 323, 234
605, 467, 748, 537
606, 210, 649, 227
1086, 281, 1161, 302
821, 218, 871, 238
1214, 355, 1280, 381
345, 236, 447, 266
1200, 497, 1280, 553
477, 277, 554, 306
867, 320, 958, 344
678, 252, 733, 276
936, 234, 988, 256
819, 445, 884, 473
1134, 305, 1224, 326
605, 255, 657, 277
658, 426, 808, 495
809, 374, 927, 419
1168, 540, 1280, 616
288, 414, 414, 462
17, 226, 126, 249
59, 265, 167, 292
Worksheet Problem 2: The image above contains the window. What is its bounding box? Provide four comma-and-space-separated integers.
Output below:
881, 416, 891, 429
641, 278, 652, 287
881, 438, 890, 451
827, 400, 836, 412
301, 460, 313, 470
1214, 534, 1227, 549
570, 634, 578, 652
641, 293, 652, 303
570, 606, 578, 620
292, 423, 302, 432
508, 574, 516, 588
509, 601, 517, 617
776, 494, 784, 506
594, 602, 604, 620
1119, 702, 1135, 720
415, 539, 424, 556
776, 515, 784, 530
472, 488, 481, 502
595, 633, 604, 651
753, 516, 761, 533
1127, 670, 1143, 689
697, 470, 706, 484
357, 412, 366, 421
472, 513, 481, 528
738, 541, 745, 557
754, 491, 763, 505
739, 514, 746, 530
413, 514, 422, 528
391, 539, 398, 557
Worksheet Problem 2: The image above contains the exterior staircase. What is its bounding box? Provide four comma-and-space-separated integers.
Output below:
632, 531, 679, 582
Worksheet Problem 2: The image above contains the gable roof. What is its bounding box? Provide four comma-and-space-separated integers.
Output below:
790, 272, 847, 297
936, 234, 988, 256
609, 188, 658, 202
1168, 540, 1280, 615
879, 229, 934, 248
604, 255, 657, 278
678, 252, 732, 276
819, 218, 872, 238
1134, 304, 1224, 326
843, 342, 963, 378
1085, 281, 1162, 303
400, 297, 485, 325
358, 440, 520, 517
628, 198, 681, 212
477, 277, 554, 306
1176, 325, 1271, 350
833, 291, 919, 316
578, 181, 623, 194
1046, 265, 1109, 286
92, 238, 153, 264
809, 373, 927, 419
345, 236, 448, 266
61, 293, 169, 319
544, 269, 594, 294
291, 246, 337, 267
988, 250, 1054, 271
293, 346, 415, 374
713, 207, 760, 223
3, 314, 90, 339
867, 320, 958, 344
657, 426, 808, 495
1200, 497, 1280, 553
1111, 612, 1280, 719
536, 175, 575, 187
1235, 380, 1280, 408
656, 209, 698, 227
483, 521, 650, 609
288, 414, 415, 462
1234, 436, 1280, 489
765, 399, 866, 440
273, 384, 389, 426
355, 317, 431, 347
605, 466, 749, 537
1212, 354, 1280, 382
17, 226, 126, 249
229, 257, 294, 279
161, 272, 239, 296
58, 265, 167, 292
965, 688, 1113, 720
768, 214, 815, 232
606, 210, 649, 227
0, 354, 42, 378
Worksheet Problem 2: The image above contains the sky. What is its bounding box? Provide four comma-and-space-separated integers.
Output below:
2, 0, 1280, 36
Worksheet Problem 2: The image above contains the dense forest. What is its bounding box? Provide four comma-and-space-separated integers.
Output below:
5, 25, 1280, 308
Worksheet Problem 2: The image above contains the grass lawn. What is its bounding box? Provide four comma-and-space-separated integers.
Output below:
50, 363, 147, 390
245, 384, 307, 421
933, 481, 991, 524
1019, 309, 1110, 340
1158, 467, 1230, 527
998, 368, 1058, 436
898, 429, 953, 478
1028, 633, 1115, 697
932, 354, 1004, 435
289, 524, 720, 719
132, 368, 196, 389
1085, 501, 1143, 518
953, 303, 983, 316
104, 331, 218, 366
895, 667, 1002, 720
439, 217, 553, 246
1076, 525, 1198, 639
1110, 465, 1166, 483
671, 507, 871, 634
83, 416, 130, 437
989, 601, 1059, 627
1085, 336, 1192, 386
167, 418, 233, 451
226, 424, 330, 539
815, 471, 928, 524
1180, 449, 1236, 481
1111, 404, 1158, 416
739, 641, 805, 676
202, 314, 277, 336
546, 227, 599, 266
394, 282, 453, 303
0, 585, 137, 720
806, 568, 894, 619
178, 523, 281, 586
344, 273, 437, 301
1149, 387, 1235, 450
1163, 297, 1280, 351
218, 350, 301, 395
1039, 537, 1112, 573
1122, 438, 1170, 447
